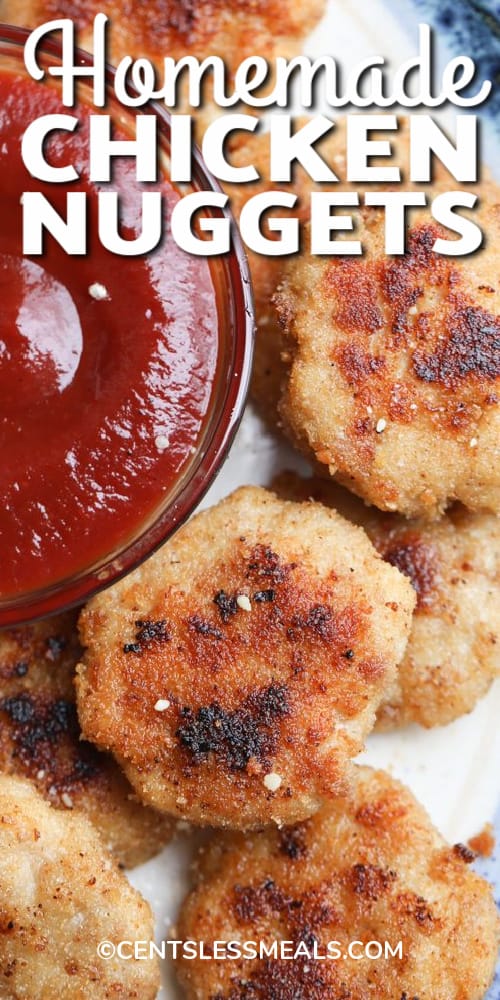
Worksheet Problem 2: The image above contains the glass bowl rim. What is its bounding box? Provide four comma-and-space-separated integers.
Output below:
0, 23, 255, 627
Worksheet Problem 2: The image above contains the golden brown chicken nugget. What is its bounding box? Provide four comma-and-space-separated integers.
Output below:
76, 486, 415, 830
0, 775, 159, 999
1, 0, 326, 145
229, 117, 461, 428
0, 612, 172, 868
276, 186, 500, 517
272, 472, 500, 729
224, 122, 349, 424
177, 766, 499, 1000
0, 0, 325, 75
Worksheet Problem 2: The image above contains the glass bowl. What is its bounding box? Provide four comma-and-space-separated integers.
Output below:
0, 25, 254, 627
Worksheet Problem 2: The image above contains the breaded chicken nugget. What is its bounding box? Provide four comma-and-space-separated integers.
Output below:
0, 775, 159, 999
0, 612, 172, 868
76, 487, 415, 830
0, 0, 325, 80
273, 472, 500, 729
230, 117, 463, 428
176, 766, 499, 1000
277, 188, 500, 517
1, 0, 326, 142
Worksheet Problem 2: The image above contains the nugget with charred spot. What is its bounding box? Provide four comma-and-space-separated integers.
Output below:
1, 0, 325, 118
76, 486, 415, 829
276, 187, 500, 517
0, 612, 172, 868
272, 471, 500, 729
0, 775, 159, 999
233, 118, 464, 430
177, 766, 499, 1000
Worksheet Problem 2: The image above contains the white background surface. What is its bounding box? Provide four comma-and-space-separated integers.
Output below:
127, 3, 500, 995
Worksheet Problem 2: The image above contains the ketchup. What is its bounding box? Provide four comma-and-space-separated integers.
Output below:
0, 72, 219, 599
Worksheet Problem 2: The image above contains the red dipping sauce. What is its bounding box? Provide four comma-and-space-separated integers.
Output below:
0, 69, 222, 605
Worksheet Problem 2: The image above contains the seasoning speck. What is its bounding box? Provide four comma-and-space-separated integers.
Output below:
89, 282, 109, 301
154, 699, 170, 712
263, 772, 282, 792
236, 594, 252, 612
409, 305, 418, 315
376, 418, 387, 433
61, 793, 74, 809
470, 437, 478, 448
155, 434, 170, 452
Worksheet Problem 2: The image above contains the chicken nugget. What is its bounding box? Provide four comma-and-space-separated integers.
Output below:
0, 774, 159, 999
273, 471, 500, 729
276, 187, 500, 517
0, 0, 326, 145
76, 486, 415, 829
0, 611, 172, 868
176, 766, 499, 1000
0, 0, 325, 110
231, 117, 465, 429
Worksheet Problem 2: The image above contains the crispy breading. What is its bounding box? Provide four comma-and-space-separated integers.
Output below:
176, 766, 500, 1000
76, 486, 415, 830
1, 0, 325, 62
0, 0, 325, 117
232, 117, 462, 428
276, 187, 500, 517
0, 0, 326, 142
0, 612, 172, 868
0, 775, 159, 999
272, 472, 500, 729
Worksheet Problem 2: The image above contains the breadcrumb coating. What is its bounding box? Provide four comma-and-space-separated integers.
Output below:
177, 766, 500, 1000
0, 0, 326, 136
235, 117, 470, 432
272, 472, 500, 729
1, 0, 325, 62
0, 612, 172, 868
76, 486, 414, 829
276, 187, 500, 516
